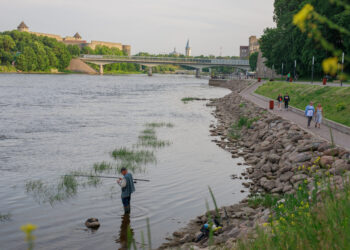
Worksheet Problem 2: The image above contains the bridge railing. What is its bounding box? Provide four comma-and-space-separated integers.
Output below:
81, 55, 249, 66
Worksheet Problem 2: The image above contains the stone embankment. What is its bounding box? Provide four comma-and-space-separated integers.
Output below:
160, 79, 350, 249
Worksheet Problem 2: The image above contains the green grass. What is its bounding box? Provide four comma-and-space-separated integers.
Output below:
181, 97, 207, 103
247, 194, 280, 209
93, 162, 113, 173
255, 81, 350, 126
111, 148, 156, 164
145, 122, 174, 128
238, 175, 350, 250
228, 116, 260, 140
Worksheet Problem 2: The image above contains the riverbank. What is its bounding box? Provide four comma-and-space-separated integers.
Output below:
160, 79, 350, 249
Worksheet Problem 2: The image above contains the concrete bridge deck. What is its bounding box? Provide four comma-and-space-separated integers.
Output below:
79, 55, 250, 76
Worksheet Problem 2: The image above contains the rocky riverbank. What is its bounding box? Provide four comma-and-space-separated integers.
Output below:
160, 79, 350, 249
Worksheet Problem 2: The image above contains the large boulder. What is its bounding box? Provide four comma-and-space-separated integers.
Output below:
320, 155, 335, 167
289, 153, 311, 163
290, 174, 308, 183
279, 171, 294, 182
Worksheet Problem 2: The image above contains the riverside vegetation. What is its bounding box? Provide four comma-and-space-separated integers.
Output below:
159, 79, 350, 249
25, 122, 173, 205
255, 81, 350, 126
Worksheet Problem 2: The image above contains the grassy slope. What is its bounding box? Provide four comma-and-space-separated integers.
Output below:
255, 81, 350, 127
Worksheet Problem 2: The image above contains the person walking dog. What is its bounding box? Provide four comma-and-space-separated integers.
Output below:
305, 101, 315, 128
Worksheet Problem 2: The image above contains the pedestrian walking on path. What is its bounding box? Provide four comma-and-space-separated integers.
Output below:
305, 101, 315, 128
117, 168, 135, 214
315, 103, 323, 128
283, 93, 290, 110
277, 94, 283, 111
287, 72, 291, 82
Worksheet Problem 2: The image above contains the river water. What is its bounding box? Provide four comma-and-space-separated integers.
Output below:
0, 74, 247, 249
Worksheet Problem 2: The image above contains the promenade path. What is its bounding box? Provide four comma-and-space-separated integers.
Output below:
240, 81, 350, 150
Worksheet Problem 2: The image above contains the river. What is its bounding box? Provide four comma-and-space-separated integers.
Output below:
0, 74, 247, 249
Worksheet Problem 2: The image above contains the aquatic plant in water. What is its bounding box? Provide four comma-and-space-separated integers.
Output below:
0, 213, 11, 222
111, 148, 156, 164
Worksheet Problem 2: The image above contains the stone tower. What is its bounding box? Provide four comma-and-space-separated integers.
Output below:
185, 40, 191, 57
17, 21, 29, 32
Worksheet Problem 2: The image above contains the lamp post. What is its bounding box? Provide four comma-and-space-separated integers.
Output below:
281, 63, 284, 81
294, 60, 297, 82
341, 52, 344, 86
311, 56, 315, 84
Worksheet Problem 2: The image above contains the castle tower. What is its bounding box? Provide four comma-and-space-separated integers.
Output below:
185, 40, 191, 57
73, 32, 82, 40
17, 21, 29, 32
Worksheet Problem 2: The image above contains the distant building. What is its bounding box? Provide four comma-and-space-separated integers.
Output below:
169, 47, 180, 56
185, 40, 191, 57
249, 36, 260, 55
16, 21, 131, 56
240, 46, 249, 59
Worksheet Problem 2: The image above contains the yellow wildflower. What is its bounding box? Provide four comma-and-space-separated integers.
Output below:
263, 222, 270, 227
291, 213, 295, 218
293, 4, 314, 31
291, 221, 296, 226
299, 186, 302, 190
20, 223, 38, 241
298, 166, 301, 171
322, 57, 339, 75
317, 182, 321, 186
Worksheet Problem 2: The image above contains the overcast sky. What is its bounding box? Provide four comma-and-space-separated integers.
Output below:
0, 0, 275, 56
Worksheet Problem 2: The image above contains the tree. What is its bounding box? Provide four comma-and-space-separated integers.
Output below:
67, 45, 81, 57
249, 52, 259, 71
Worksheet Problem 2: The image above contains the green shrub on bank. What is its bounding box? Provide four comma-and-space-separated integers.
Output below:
238, 176, 350, 250
255, 81, 350, 126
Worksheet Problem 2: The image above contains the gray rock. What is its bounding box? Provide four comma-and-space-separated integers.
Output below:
290, 174, 308, 183
268, 154, 281, 163
261, 164, 272, 173
289, 153, 311, 163
280, 171, 294, 182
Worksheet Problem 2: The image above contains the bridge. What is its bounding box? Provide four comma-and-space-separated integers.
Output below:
79, 55, 250, 77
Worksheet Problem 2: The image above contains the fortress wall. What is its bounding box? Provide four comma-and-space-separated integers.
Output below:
88, 40, 123, 50
28, 31, 63, 41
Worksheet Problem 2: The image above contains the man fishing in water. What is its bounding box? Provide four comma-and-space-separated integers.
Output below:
117, 168, 135, 214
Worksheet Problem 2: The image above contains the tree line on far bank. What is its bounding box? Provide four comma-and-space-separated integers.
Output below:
259, 0, 350, 79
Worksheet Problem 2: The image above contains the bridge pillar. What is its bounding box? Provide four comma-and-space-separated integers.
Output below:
99, 64, 104, 75
148, 67, 152, 76
195, 68, 201, 78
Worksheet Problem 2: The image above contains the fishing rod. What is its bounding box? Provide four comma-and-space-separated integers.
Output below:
64, 174, 150, 182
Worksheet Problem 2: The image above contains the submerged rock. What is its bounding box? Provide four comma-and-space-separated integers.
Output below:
85, 218, 100, 229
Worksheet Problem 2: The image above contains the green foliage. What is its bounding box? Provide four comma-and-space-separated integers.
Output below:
239, 177, 350, 250
336, 102, 346, 111
0, 30, 71, 72
111, 148, 156, 164
260, 0, 350, 78
93, 162, 113, 173
249, 52, 259, 71
248, 194, 280, 209
255, 81, 350, 126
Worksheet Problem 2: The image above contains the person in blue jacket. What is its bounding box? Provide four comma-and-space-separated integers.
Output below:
305, 101, 315, 128
117, 168, 135, 214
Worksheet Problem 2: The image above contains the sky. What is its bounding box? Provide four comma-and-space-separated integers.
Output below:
0, 0, 276, 56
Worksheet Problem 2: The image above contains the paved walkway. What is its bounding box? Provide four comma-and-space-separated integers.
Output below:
240, 81, 350, 150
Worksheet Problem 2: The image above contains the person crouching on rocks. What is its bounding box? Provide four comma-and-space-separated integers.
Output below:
305, 101, 315, 128
277, 94, 283, 111
117, 168, 135, 214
